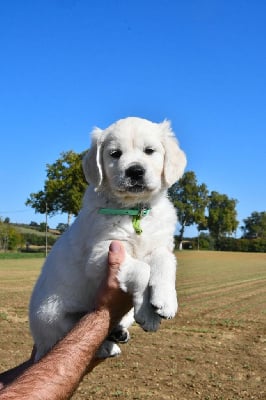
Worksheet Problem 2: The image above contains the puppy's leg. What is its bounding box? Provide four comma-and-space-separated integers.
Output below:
109, 309, 134, 343
149, 248, 178, 319
96, 312, 134, 357
118, 256, 161, 332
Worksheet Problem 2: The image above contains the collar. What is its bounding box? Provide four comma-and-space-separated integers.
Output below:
98, 206, 151, 235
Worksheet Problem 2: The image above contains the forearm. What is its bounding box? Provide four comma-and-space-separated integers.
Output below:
0, 309, 111, 400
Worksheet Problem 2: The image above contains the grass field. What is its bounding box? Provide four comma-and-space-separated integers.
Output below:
0, 251, 265, 399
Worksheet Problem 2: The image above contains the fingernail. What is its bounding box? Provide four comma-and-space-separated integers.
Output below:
110, 241, 120, 253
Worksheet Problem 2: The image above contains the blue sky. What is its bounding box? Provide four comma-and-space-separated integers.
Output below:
0, 0, 265, 237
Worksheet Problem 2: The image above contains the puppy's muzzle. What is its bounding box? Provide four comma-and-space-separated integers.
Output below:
125, 164, 145, 181
124, 164, 146, 192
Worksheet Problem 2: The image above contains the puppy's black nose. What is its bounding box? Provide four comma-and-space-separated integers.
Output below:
125, 164, 145, 180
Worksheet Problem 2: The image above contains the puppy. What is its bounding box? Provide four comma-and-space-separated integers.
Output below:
29, 117, 187, 360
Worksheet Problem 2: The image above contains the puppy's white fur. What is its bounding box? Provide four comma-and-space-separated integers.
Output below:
29, 117, 187, 360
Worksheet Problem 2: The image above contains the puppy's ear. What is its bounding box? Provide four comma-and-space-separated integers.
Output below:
161, 120, 187, 187
82, 127, 104, 190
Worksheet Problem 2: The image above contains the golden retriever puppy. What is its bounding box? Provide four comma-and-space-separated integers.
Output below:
29, 117, 186, 360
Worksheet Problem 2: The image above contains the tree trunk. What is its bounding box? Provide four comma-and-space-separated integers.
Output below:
178, 223, 186, 250
67, 213, 72, 226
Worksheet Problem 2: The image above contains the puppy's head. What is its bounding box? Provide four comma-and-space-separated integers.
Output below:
83, 117, 186, 204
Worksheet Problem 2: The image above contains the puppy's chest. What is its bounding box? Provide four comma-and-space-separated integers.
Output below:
103, 211, 162, 236
101, 211, 174, 254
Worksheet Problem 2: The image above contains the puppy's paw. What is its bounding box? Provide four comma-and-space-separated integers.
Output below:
150, 288, 178, 319
134, 304, 161, 332
109, 327, 130, 343
96, 340, 121, 359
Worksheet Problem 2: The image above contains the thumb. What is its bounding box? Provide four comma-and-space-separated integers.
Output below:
108, 241, 125, 270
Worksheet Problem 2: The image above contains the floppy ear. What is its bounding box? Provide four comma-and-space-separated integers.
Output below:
82, 127, 104, 190
161, 120, 187, 187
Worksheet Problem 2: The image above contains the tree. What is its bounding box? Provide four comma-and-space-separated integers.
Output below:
56, 223, 69, 234
168, 171, 209, 246
207, 191, 238, 245
241, 211, 266, 238
39, 222, 48, 232
30, 221, 39, 228
0, 222, 24, 251
26, 151, 87, 225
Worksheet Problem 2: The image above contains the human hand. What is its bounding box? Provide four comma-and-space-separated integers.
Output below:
95, 241, 133, 327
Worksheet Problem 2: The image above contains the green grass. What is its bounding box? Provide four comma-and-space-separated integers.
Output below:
0, 252, 46, 260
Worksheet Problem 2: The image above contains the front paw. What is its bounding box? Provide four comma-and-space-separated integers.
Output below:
96, 340, 121, 359
134, 303, 161, 332
150, 287, 178, 319
109, 327, 130, 343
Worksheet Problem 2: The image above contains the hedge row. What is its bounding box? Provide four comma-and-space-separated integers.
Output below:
185, 236, 266, 252
215, 237, 266, 252
22, 233, 57, 247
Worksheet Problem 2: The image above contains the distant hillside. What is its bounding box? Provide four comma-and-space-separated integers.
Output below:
0, 221, 61, 252
8, 223, 61, 252
13, 224, 61, 238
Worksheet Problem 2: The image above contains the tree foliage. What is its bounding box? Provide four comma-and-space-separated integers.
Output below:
169, 172, 239, 248
241, 211, 266, 238
26, 151, 87, 224
56, 223, 69, 234
168, 171, 209, 243
207, 191, 238, 242
0, 221, 24, 251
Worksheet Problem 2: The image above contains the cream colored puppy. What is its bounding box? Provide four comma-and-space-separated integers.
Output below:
29, 117, 186, 360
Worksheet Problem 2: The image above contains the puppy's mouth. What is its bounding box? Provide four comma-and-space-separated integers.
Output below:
117, 182, 147, 194
127, 183, 146, 193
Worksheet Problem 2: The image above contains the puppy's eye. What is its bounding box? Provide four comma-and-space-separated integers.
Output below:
110, 149, 122, 159
144, 147, 155, 155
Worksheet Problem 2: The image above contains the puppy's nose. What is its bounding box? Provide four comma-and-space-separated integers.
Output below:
125, 164, 145, 180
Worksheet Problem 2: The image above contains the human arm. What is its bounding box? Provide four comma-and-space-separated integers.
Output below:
0, 240, 132, 400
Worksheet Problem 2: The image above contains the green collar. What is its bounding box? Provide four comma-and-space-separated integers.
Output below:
98, 207, 151, 235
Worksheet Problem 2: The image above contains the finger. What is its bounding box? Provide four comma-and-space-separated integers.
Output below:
108, 241, 125, 269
